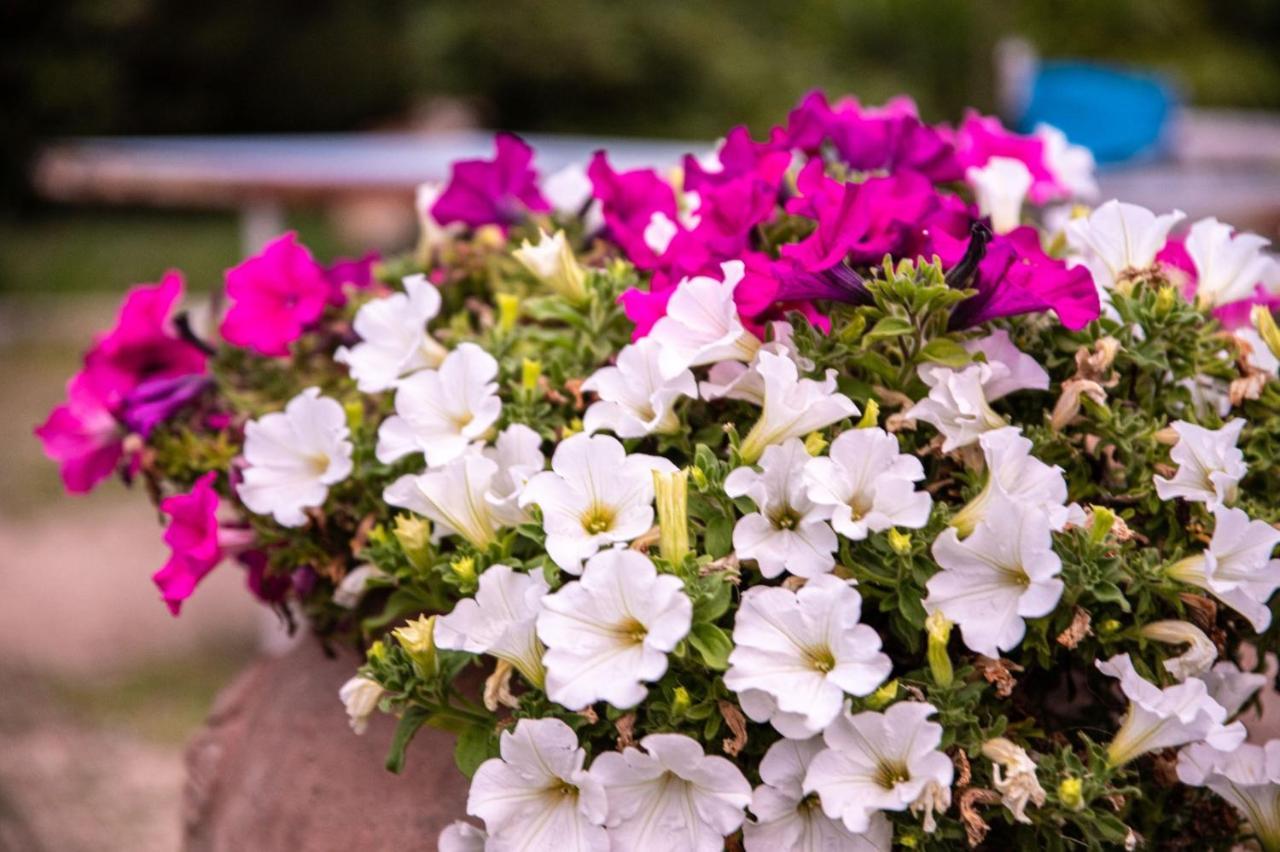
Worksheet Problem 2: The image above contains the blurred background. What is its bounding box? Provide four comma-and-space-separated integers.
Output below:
3, 0, 1280, 848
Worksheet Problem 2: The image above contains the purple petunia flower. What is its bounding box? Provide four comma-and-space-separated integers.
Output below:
121, 373, 212, 437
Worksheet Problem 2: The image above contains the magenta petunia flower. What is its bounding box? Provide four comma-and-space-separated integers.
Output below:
34, 372, 124, 494
153, 472, 247, 615
953, 112, 1061, 204
324, 251, 381, 306
220, 232, 332, 357
36, 271, 208, 493
82, 270, 208, 410
949, 226, 1099, 331
785, 91, 963, 183
431, 134, 550, 230
782, 163, 941, 269
587, 151, 678, 270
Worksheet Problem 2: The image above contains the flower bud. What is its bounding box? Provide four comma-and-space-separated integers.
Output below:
864, 678, 899, 710
1140, 619, 1216, 680
450, 556, 477, 589
367, 639, 388, 664
393, 515, 433, 571
1088, 505, 1117, 546
1058, 776, 1085, 811
671, 685, 692, 716
1253, 305, 1280, 360
343, 400, 364, 431
521, 358, 542, 392
1154, 284, 1176, 316
338, 675, 385, 735
926, 611, 954, 687
393, 614, 438, 676
513, 229, 588, 303
496, 292, 520, 333
888, 528, 913, 555
690, 465, 709, 491
856, 398, 881, 429
803, 431, 828, 456
653, 468, 690, 564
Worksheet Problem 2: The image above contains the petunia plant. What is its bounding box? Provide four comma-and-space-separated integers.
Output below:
36, 91, 1280, 851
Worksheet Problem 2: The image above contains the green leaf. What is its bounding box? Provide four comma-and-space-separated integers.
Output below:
693, 578, 733, 623
864, 316, 914, 341
384, 705, 430, 774
688, 622, 733, 670
453, 722, 499, 778
705, 515, 733, 559
917, 338, 971, 368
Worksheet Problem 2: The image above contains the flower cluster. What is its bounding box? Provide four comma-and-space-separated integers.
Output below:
39, 93, 1280, 850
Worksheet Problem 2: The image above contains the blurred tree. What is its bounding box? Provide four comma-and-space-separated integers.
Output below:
4, 0, 1280, 208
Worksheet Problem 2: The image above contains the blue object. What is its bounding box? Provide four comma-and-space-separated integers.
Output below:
1017, 61, 1177, 165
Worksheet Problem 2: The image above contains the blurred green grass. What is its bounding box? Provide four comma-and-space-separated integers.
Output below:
0, 206, 342, 295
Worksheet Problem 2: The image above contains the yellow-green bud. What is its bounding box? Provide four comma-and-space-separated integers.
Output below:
512, 229, 588, 303
562, 418, 583, 438
1089, 505, 1117, 546
926, 611, 954, 688
1098, 618, 1122, 635
496, 292, 520, 333
653, 468, 690, 565
672, 685, 692, 716
690, 465, 710, 491
393, 614, 437, 676
1253, 305, 1280, 360
1154, 284, 1176, 315
865, 678, 899, 710
803, 431, 828, 456
521, 358, 542, 392
856, 399, 881, 429
393, 515, 433, 570
887, 528, 913, 555
1058, 776, 1085, 811
343, 400, 364, 431
367, 639, 388, 664
451, 556, 477, 587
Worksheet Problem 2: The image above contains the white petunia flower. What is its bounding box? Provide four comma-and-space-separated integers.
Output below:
967, 157, 1032, 234
1153, 419, 1247, 510
238, 387, 354, 527
481, 423, 545, 522
1065, 199, 1186, 291
1036, 123, 1099, 200
437, 821, 486, 852
1140, 620, 1218, 680
1178, 741, 1280, 852
434, 564, 549, 687
383, 454, 513, 549
1096, 653, 1245, 766
415, 182, 458, 253
582, 338, 697, 438
333, 564, 385, 609
649, 260, 762, 376
804, 701, 954, 834
1184, 217, 1280, 309
906, 364, 1006, 453
964, 329, 1051, 401
376, 342, 502, 467
337, 675, 384, 735
542, 163, 593, 215
513, 229, 588, 303
536, 548, 691, 710
1240, 326, 1280, 376
519, 433, 676, 574
1201, 660, 1268, 717
738, 351, 859, 463
804, 427, 932, 541
981, 738, 1046, 824
467, 718, 608, 852
746, 737, 892, 852
723, 439, 837, 578
1167, 505, 1280, 632
589, 732, 752, 852
725, 574, 891, 736
334, 274, 446, 392
699, 321, 815, 404
925, 496, 1064, 658
951, 426, 1072, 536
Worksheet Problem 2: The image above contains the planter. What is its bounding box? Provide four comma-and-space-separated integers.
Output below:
183, 641, 466, 851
